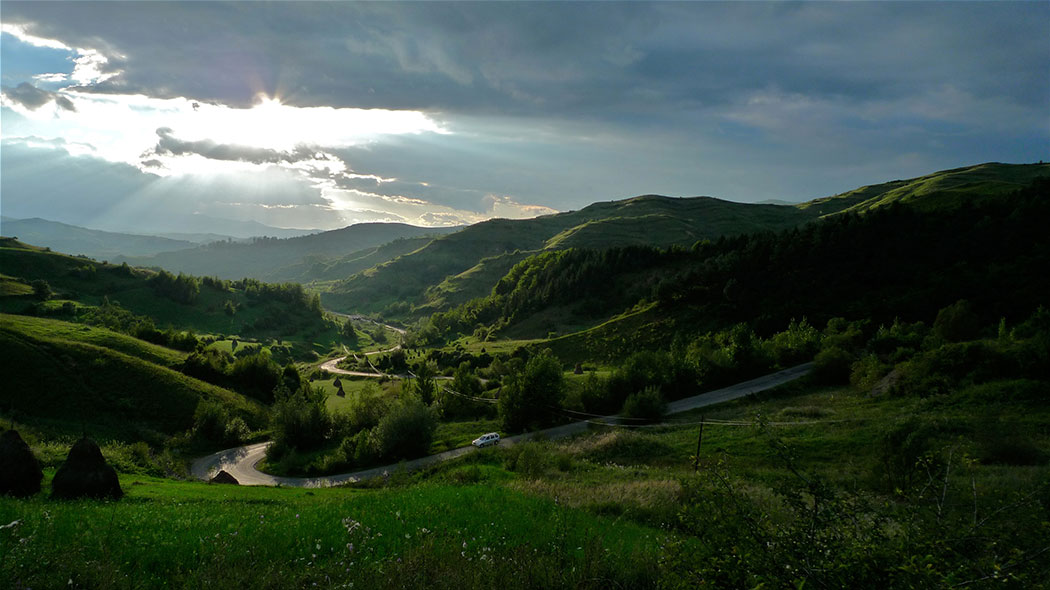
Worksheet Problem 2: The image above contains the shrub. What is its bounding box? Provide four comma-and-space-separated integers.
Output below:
933, 299, 981, 343
30, 279, 52, 301
439, 362, 487, 419
192, 401, 231, 444
503, 442, 548, 479
849, 353, 889, 389
345, 382, 390, 434
765, 318, 821, 367
270, 385, 331, 454
374, 398, 436, 461
875, 415, 946, 490
813, 346, 853, 384
621, 386, 667, 424
223, 416, 250, 445
868, 318, 927, 360
499, 350, 564, 432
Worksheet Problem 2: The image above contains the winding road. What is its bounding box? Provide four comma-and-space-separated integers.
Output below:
319, 313, 405, 378
191, 362, 813, 487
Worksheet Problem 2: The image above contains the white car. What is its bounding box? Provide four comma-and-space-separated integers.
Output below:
472, 432, 500, 448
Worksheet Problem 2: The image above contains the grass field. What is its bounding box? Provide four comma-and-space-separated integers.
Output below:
0, 473, 660, 589
0, 314, 265, 441
1, 313, 187, 367
2, 359, 1050, 587
4, 371, 1047, 588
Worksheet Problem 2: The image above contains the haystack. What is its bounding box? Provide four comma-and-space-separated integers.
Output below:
0, 429, 43, 498
210, 470, 239, 485
51, 437, 123, 500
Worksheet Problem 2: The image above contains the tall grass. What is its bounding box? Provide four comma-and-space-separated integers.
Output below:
0, 478, 659, 589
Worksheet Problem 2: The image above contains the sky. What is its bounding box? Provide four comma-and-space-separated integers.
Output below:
1, 1, 1047, 233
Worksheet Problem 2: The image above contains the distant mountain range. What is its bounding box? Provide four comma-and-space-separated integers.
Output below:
105, 212, 321, 240
0, 214, 321, 261
1, 217, 201, 261
116, 223, 459, 281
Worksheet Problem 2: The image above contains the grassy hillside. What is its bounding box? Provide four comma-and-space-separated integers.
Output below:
118, 222, 455, 281
0, 238, 337, 348
0, 314, 186, 367
324, 196, 811, 318
278, 236, 434, 284
797, 161, 1050, 217
0, 217, 198, 260
424, 174, 1050, 356
3, 322, 1047, 588
326, 163, 1048, 322
0, 315, 265, 441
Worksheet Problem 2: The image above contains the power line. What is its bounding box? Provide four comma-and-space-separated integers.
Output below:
440, 385, 498, 404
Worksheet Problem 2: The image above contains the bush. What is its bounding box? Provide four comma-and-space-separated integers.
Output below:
30, 279, 52, 301
223, 416, 250, 445
192, 401, 231, 444
621, 386, 667, 424
868, 318, 927, 360
876, 415, 947, 490
895, 341, 1015, 396
269, 385, 331, 455
374, 398, 437, 461
503, 442, 548, 479
499, 350, 565, 432
439, 362, 488, 419
579, 371, 615, 414
849, 353, 889, 389
813, 346, 853, 384
764, 318, 821, 367
345, 382, 390, 434
933, 299, 981, 343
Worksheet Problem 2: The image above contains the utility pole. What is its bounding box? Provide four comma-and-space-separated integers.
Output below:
693, 415, 705, 472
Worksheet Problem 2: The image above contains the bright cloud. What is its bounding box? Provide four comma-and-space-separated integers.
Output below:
0, 23, 71, 50
323, 186, 558, 227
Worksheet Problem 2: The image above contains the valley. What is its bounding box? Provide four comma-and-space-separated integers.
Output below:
2, 162, 1049, 588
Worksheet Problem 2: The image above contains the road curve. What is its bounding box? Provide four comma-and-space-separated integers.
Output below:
191, 362, 813, 487
318, 355, 389, 378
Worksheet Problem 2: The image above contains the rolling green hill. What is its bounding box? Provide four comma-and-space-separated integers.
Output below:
323, 196, 812, 317
272, 236, 434, 284
426, 173, 1050, 359
797, 161, 1050, 217
0, 314, 265, 440
117, 222, 456, 282
0, 238, 335, 346
325, 162, 1049, 320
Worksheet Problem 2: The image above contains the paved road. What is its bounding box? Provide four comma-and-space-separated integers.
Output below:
318, 315, 405, 378
318, 355, 390, 378
191, 362, 813, 487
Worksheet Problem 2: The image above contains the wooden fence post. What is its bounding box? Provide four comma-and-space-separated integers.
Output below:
693, 415, 705, 472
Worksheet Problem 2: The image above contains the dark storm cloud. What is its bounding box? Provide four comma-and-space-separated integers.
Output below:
145, 127, 330, 166
2, 2, 1047, 218
2, 2, 1045, 122
1, 82, 76, 111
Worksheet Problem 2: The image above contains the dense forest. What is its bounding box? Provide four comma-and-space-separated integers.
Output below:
422, 177, 1050, 346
